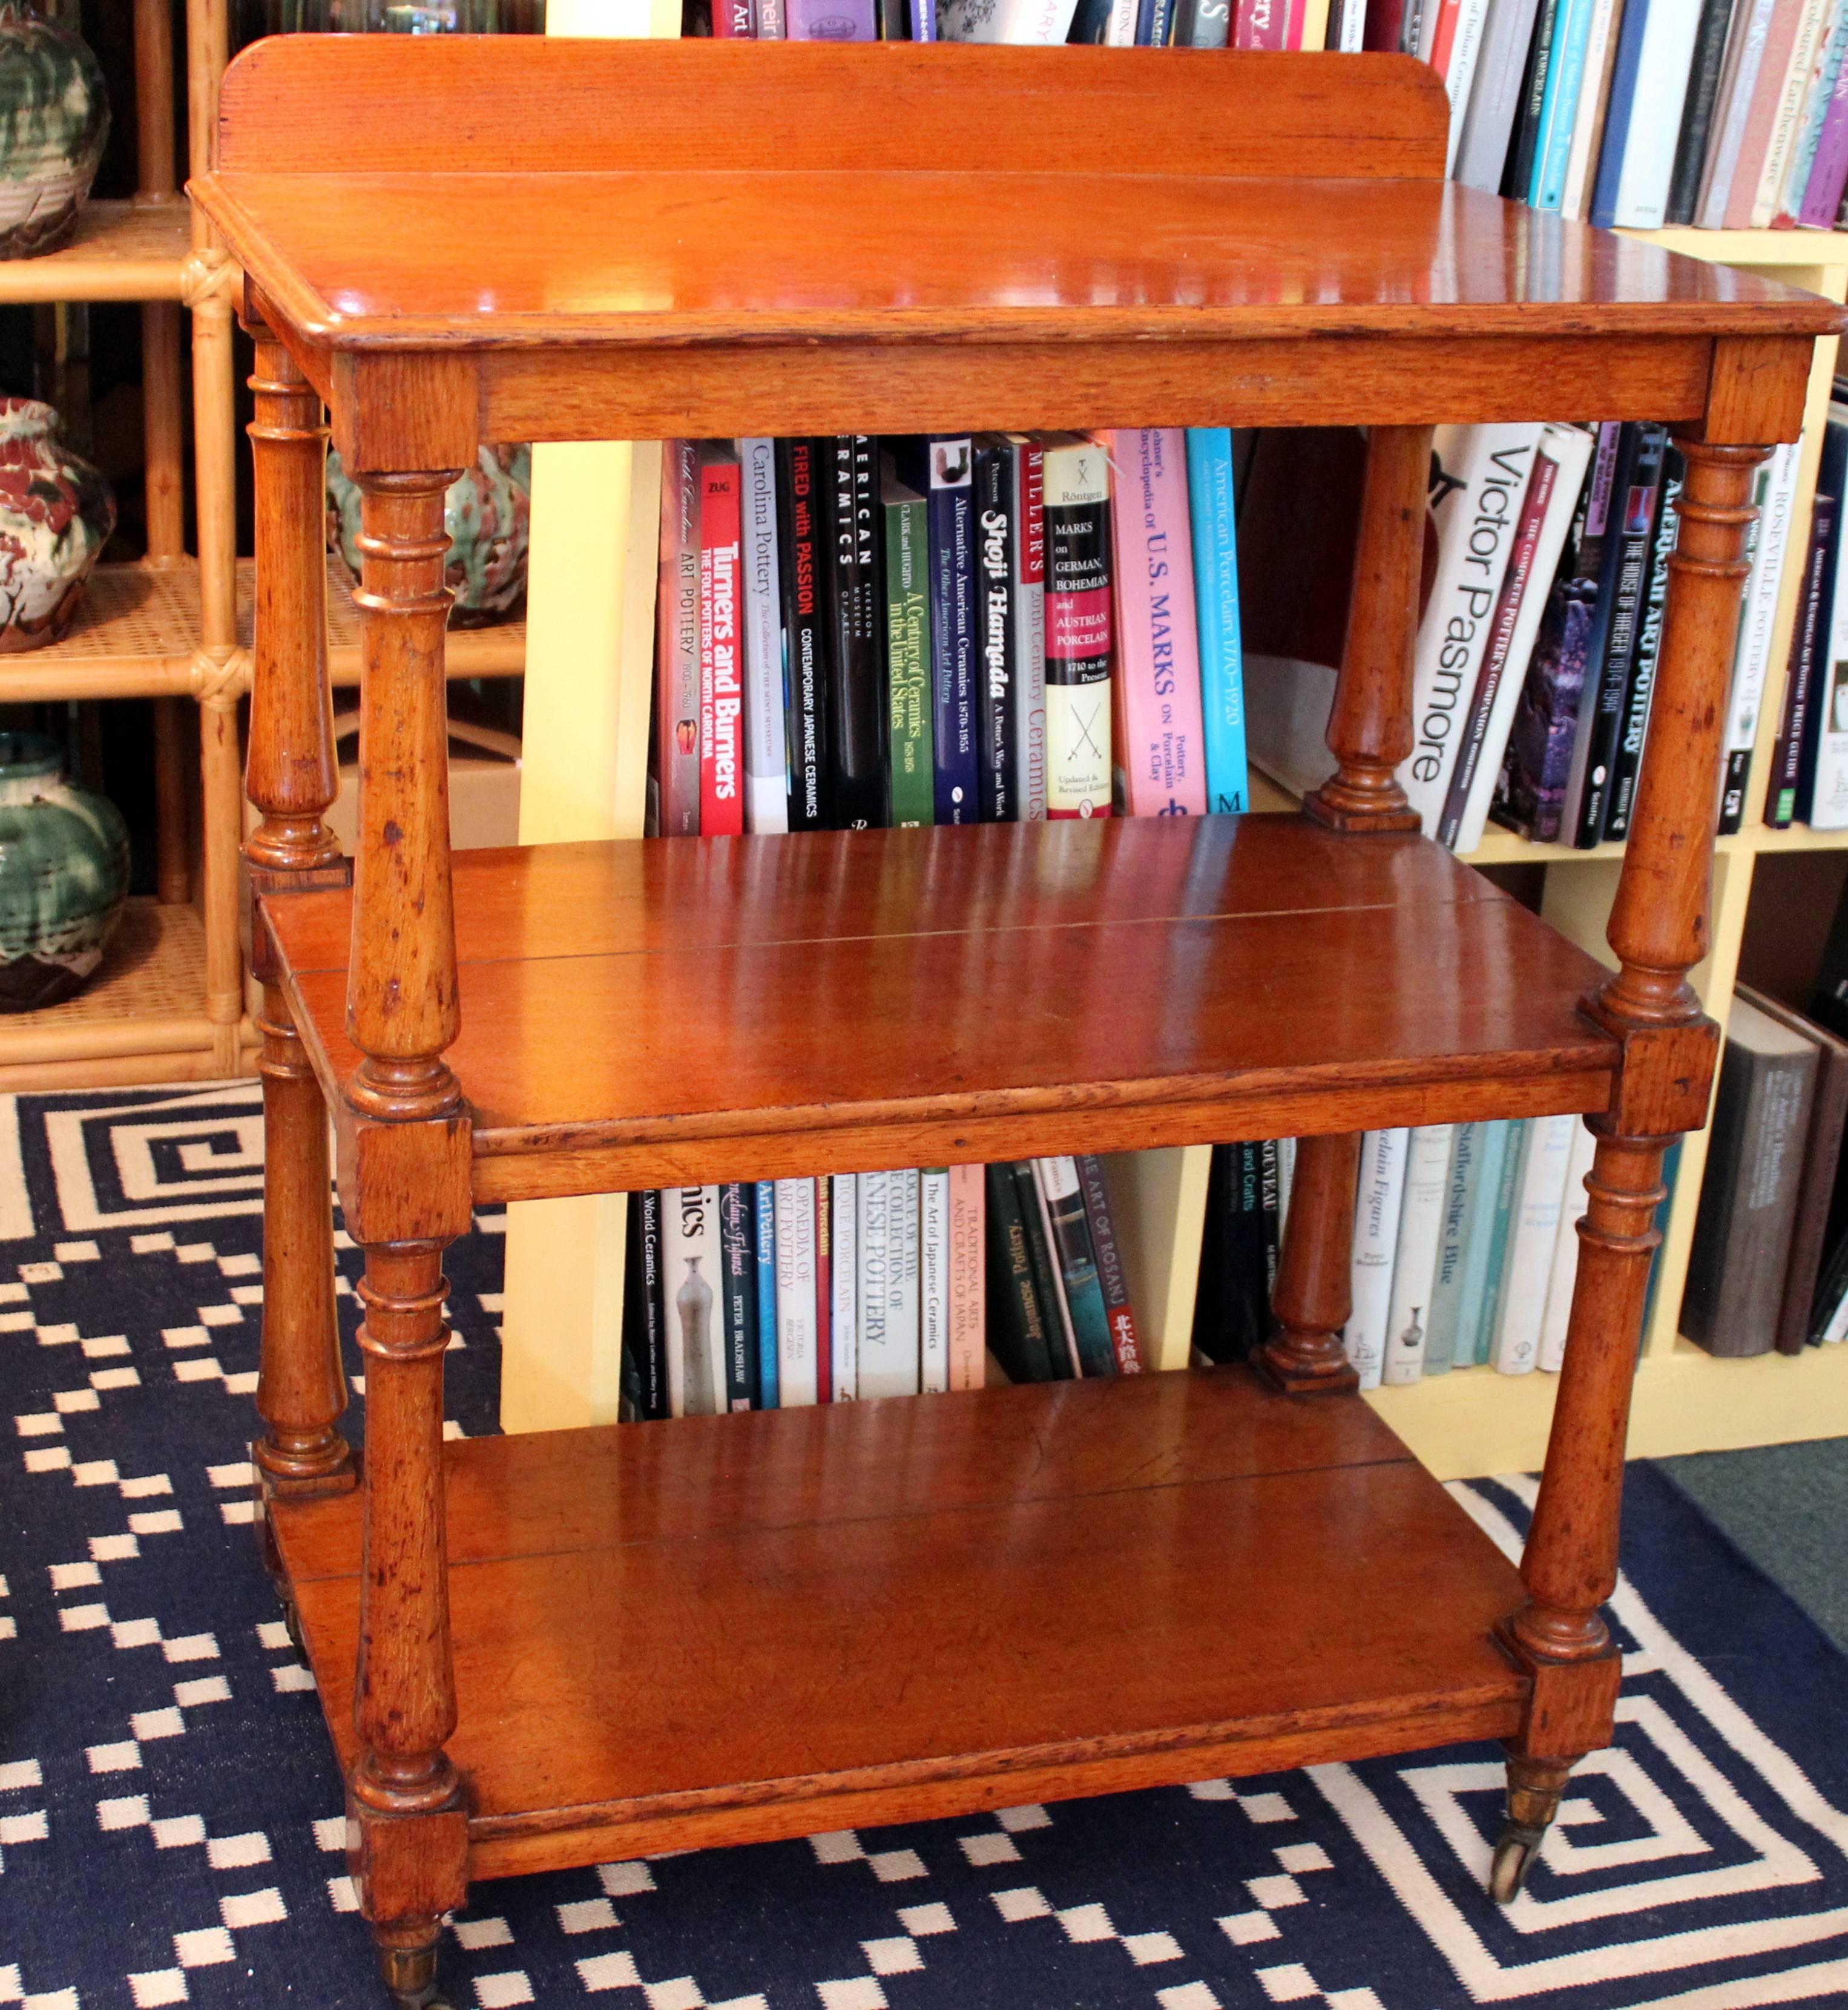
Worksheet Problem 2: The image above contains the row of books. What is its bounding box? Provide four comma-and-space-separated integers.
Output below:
651, 432, 1249, 841
1194, 1120, 1625, 1384
619, 1158, 1145, 1417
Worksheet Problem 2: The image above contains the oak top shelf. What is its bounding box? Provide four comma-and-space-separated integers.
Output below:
264, 815, 1621, 1200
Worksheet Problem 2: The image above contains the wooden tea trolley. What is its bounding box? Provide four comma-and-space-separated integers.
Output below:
192, 36, 1844, 2007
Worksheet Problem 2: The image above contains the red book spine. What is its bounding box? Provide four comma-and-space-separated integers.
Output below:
814, 1175, 832, 1404
713, 0, 755, 30
698, 455, 745, 838
1232, 0, 1286, 50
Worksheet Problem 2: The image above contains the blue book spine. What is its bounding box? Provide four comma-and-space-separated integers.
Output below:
754, 1181, 779, 1409
1531, 0, 1596, 208
1187, 427, 1248, 815
1451, 1118, 1511, 1368
1473, 1118, 1529, 1365
927, 437, 979, 825
1589, 0, 1651, 226
911, 0, 936, 33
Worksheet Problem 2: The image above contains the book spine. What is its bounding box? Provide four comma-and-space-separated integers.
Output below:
1719, 443, 1797, 833
713, 0, 754, 28
1538, 1118, 1597, 1371
1362, 0, 1406, 45
788, 0, 878, 31
1439, 0, 1492, 171
1559, 0, 1625, 218
927, 438, 979, 825
1016, 1161, 1077, 1375
1767, 488, 1840, 828
1491, 1114, 1578, 1374
1110, 428, 1208, 818
1573, 422, 1666, 847
1452, 1118, 1513, 1367
775, 438, 830, 832
772, 1175, 818, 1407
1438, 442, 1560, 849
1605, 445, 1683, 842
1179, 0, 1230, 41
656, 439, 702, 837
825, 435, 885, 831
1075, 1153, 1143, 1371
858, 1170, 891, 1391
884, 475, 934, 829
757, 0, 786, 30
1035, 1156, 1117, 1375
1381, 1124, 1456, 1386
1699, 0, 1778, 223
717, 1181, 759, 1411
1588, 0, 1650, 224
1105, 0, 1139, 39
1044, 439, 1114, 821
1346, 1128, 1410, 1391
1455, 0, 1542, 191
1422, 1123, 1476, 1375
738, 438, 789, 835
1725, 0, 1807, 224
1474, 1119, 1528, 1364
947, 1164, 986, 1389
1010, 439, 1048, 819
830, 1173, 858, 1399
890, 1171, 921, 1391
973, 441, 1016, 822
754, 1181, 779, 1408
921, 1168, 950, 1392
1807, 464, 1848, 830
814, 1173, 832, 1405
1801, 35, 1848, 222
985, 1161, 1055, 1382
1610, 0, 1703, 226
1186, 429, 1248, 815
628, 1186, 670, 1419
663, 1186, 723, 1418
1232, 0, 1287, 45
1781, 2, 1848, 222
1664, 0, 1735, 222
1530, 0, 1596, 206
1194, 1142, 1269, 1365
1754, 0, 1836, 224
698, 452, 745, 839
1507, 0, 1564, 199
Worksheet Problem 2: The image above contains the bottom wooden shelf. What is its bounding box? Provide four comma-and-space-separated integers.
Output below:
275, 1367, 1529, 1880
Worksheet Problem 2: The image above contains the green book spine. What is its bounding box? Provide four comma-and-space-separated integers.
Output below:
984, 1162, 1055, 1383
1451, 1119, 1511, 1369
1473, 1118, 1529, 1365
884, 469, 934, 830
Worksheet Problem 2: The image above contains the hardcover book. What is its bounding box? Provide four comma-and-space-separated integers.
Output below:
985, 1160, 1057, 1383
663, 1184, 723, 1418
1186, 428, 1249, 815
1346, 1127, 1410, 1391
1719, 441, 1800, 835
718, 1181, 760, 1411
787, 0, 878, 31
1007, 435, 1048, 820
1036, 1156, 1117, 1375
656, 439, 701, 837
775, 438, 831, 832
923, 436, 979, 825
947, 1163, 987, 1389
921, 1168, 950, 1393
832, 1172, 859, 1399
1016, 1160, 1078, 1374
1422, 1122, 1478, 1375
755, 1181, 779, 1408
1604, 444, 1683, 841
697, 445, 745, 839
1538, 1119, 1597, 1372
824, 434, 886, 830
1042, 434, 1115, 819
1696, 0, 1778, 225
1471, 1117, 1529, 1364
772, 1175, 819, 1407
1803, 410, 1848, 829
623, 1187, 669, 1421
973, 437, 1018, 822
1664, 0, 1735, 223
938, 0, 1080, 35
1077, 1153, 1144, 1370
1381, 1124, 1455, 1386
1452, 1118, 1514, 1368
882, 455, 935, 829
1490, 1113, 1578, 1375
1766, 443, 1841, 828
738, 438, 789, 835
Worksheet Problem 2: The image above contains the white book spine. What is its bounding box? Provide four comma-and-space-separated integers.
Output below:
1493, 1115, 1579, 1374
860, 1171, 921, 1397
1697, 0, 1779, 225
940, 0, 1077, 39
1560, 0, 1624, 218
772, 1176, 818, 1408
1538, 1120, 1597, 1371
662, 1186, 722, 1418
1611, 0, 1705, 226
1722, 442, 1801, 788
1335, 0, 1365, 47
1346, 1128, 1410, 1391
1753, 0, 1835, 225
920, 1170, 950, 1393
1276, 1135, 1298, 1246
1810, 436, 1848, 830
738, 437, 788, 835
947, 1164, 987, 1390
1398, 424, 1545, 836
1104, 0, 1138, 41
1443, 0, 1494, 174
1822, 1283, 1848, 1343
889, 1171, 921, 1393
857, 1171, 891, 1394
1381, 1125, 1455, 1387
1456, 422, 1597, 853
830, 1174, 858, 1400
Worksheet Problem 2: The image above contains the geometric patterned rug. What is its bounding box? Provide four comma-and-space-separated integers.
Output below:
3, 1085, 1847, 2010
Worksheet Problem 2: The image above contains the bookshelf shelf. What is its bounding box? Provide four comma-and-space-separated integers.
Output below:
0, 197, 193, 304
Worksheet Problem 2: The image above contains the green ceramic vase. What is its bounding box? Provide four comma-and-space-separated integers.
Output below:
0, 2, 108, 259
0, 732, 127, 1010
327, 443, 531, 626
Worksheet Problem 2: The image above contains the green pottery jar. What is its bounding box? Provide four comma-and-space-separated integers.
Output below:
0, 731, 127, 1010
0, 2, 108, 259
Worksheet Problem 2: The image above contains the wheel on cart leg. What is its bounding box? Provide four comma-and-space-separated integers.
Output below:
378, 1936, 453, 2010
1488, 1821, 1545, 1904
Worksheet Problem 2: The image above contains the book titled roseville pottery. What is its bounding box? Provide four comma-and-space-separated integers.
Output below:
0, 398, 114, 651
0, 2, 108, 258
0, 731, 127, 1010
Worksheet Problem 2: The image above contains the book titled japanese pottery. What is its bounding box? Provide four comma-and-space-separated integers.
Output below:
0, 398, 113, 651
0, 731, 128, 1010
327, 443, 531, 626
0, 2, 108, 258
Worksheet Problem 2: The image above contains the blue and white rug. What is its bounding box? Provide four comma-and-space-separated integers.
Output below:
2, 1085, 1846, 2010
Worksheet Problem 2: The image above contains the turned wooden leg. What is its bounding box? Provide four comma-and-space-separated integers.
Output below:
1261, 1131, 1361, 1394
1304, 423, 1430, 834
375, 1918, 452, 2010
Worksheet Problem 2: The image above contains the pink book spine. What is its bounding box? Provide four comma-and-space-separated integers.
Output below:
1109, 429, 1208, 819
947, 1164, 985, 1391
1726, 1, 1807, 228
1801, 54, 1848, 222
1233, 0, 1287, 47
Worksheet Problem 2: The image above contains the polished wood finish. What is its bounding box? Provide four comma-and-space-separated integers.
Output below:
258, 818, 1623, 1200
212, 41, 1843, 1992
272, 1368, 1529, 1874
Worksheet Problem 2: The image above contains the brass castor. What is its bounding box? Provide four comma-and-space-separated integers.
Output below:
280, 1595, 306, 1662
1488, 1821, 1546, 1903
380, 1940, 452, 2009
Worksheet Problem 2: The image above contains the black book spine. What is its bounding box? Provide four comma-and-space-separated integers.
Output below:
1012, 1162, 1075, 1378
1605, 447, 1683, 841
717, 1183, 759, 1411
623, 1187, 670, 1421
1665, 0, 1734, 226
1191, 1142, 1273, 1364
984, 1162, 1056, 1383
823, 435, 885, 831
1768, 492, 1840, 830
1576, 422, 1666, 847
1502, 0, 1561, 201
973, 440, 1016, 823
775, 438, 832, 832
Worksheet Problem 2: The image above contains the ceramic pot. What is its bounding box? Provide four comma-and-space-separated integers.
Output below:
0, 398, 113, 651
0, 3, 107, 258
327, 443, 531, 626
0, 731, 127, 1011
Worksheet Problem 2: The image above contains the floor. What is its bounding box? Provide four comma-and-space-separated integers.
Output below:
1657, 1435, 1848, 1652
